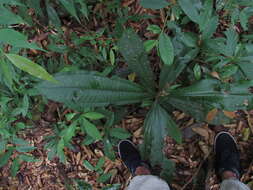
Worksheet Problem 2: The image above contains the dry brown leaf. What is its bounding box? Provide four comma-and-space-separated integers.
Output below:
192, 126, 209, 140
211, 71, 220, 79
206, 108, 218, 123
223, 110, 236, 119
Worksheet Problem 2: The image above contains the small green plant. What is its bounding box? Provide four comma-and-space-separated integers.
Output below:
37, 26, 253, 176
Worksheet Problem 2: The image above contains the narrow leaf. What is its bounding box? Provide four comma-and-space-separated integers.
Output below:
83, 112, 105, 120
5, 54, 57, 83
59, 0, 80, 23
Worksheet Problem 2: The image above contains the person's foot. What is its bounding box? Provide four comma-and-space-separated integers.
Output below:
214, 131, 241, 180
118, 140, 150, 175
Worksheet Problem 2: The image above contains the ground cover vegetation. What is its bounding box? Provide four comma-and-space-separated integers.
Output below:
0, 0, 253, 189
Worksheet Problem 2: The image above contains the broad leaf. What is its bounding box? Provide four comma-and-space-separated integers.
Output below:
201, 16, 218, 40
140, 0, 169, 9
158, 33, 174, 65
59, 0, 80, 23
0, 6, 25, 25
118, 30, 156, 92
37, 71, 151, 110
178, 0, 201, 24
5, 54, 57, 83
142, 102, 181, 165
0, 29, 43, 50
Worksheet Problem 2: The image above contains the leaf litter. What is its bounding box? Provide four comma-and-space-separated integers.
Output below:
0, 1, 253, 190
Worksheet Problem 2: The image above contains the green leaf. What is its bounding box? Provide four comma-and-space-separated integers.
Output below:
142, 102, 181, 165
63, 124, 76, 143
0, 6, 25, 25
83, 160, 95, 171
224, 28, 238, 57
160, 159, 175, 181
193, 64, 201, 80
178, 0, 201, 24
219, 64, 238, 79
201, 16, 219, 40
75, 180, 92, 190
5, 54, 57, 83
158, 33, 174, 65
46, 1, 61, 29
16, 146, 36, 152
0, 59, 13, 89
19, 154, 40, 162
102, 184, 120, 190
98, 173, 112, 183
95, 157, 105, 171
144, 40, 157, 52
0, 29, 43, 50
118, 30, 156, 92
239, 8, 252, 31
159, 48, 199, 89
140, 0, 169, 9
180, 32, 198, 47
12, 137, 29, 145
0, 140, 7, 152
147, 25, 161, 34
83, 118, 102, 140
109, 49, 115, 65
37, 71, 151, 109
167, 79, 253, 111
0, 0, 24, 6
109, 128, 131, 139
11, 158, 20, 177
0, 148, 14, 167
239, 62, 253, 80
59, 0, 80, 23
57, 138, 66, 163
83, 112, 105, 120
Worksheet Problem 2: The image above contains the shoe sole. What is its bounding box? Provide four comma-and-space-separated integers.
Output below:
214, 131, 237, 153
118, 139, 137, 159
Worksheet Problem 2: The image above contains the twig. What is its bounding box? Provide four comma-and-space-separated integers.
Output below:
181, 151, 211, 190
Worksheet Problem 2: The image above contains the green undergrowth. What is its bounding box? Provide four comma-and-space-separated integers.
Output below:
1, 0, 253, 189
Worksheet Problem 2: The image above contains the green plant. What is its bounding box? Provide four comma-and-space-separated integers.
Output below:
37, 25, 253, 174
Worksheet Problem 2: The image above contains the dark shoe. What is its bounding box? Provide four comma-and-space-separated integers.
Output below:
214, 132, 241, 180
118, 140, 145, 175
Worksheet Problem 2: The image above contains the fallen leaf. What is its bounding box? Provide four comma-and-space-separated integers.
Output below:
206, 108, 218, 123
223, 110, 236, 119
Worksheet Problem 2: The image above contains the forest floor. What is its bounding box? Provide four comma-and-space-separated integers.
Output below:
0, 1, 253, 189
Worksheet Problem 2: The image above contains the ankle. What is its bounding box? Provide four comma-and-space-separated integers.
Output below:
135, 166, 151, 175
222, 171, 238, 180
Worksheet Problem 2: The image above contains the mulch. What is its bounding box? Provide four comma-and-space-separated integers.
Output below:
0, 109, 253, 190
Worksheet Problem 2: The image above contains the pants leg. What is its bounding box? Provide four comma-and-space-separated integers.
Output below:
220, 179, 250, 190
127, 175, 170, 190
